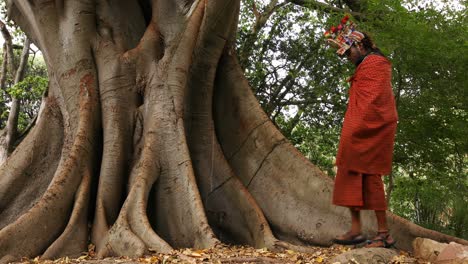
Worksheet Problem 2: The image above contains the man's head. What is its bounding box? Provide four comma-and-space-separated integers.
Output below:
344, 44, 365, 65
343, 33, 379, 65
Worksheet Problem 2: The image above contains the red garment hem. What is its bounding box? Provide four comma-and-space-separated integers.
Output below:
333, 168, 387, 211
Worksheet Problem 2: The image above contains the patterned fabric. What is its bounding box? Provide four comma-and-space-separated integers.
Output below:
333, 168, 387, 210
324, 15, 365, 55
336, 54, 398, 175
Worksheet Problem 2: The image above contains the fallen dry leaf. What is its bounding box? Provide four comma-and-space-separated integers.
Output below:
9, 243, 428, 264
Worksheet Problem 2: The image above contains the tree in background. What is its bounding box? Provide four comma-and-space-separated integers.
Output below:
237, 1, 352, 176
378, 1, 468, 239
237, 0, 467, 238
0, 0, 466, 263
0, 15, 48, 164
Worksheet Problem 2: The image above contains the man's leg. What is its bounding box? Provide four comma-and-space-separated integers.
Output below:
333, 207, 366, 244
365, 210, 396, 247
350, 208, 362, 235
362, 175, 396, 248
332, 168, 366, 244
375, 210, 388, 233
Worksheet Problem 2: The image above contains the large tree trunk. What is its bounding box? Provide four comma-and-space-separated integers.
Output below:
0, 0, 466, 263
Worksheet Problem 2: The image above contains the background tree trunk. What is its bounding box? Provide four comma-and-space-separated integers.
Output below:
0, 37, 31, 164
0, 0, 466, 263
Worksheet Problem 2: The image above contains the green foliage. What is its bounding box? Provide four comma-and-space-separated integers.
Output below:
286, 118, 340, 177
7, 76, 47, 99
236, 3, 351, 170
238, 0, 468, 238
7, 76, 47, 130
1, 3, 49, 135
0, 43, 48, 133
365, 0, 468, 238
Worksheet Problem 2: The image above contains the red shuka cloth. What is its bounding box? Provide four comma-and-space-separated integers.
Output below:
333, 169, 387, 210
336, 54, 398, 175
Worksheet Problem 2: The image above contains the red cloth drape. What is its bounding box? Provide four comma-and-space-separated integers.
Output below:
333, 168, 387, 210
335, 54, 398, 175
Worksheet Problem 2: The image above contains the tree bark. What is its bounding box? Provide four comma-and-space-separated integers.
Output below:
0, 1, 466, 263
0, 20, 16, 163
0, 43, 8, 94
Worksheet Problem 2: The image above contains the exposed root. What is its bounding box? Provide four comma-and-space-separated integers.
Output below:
0, 255, 15, 264
387, 214, 468, 250
97, 105, 172, 257
126, 178, 172, 253
0, 99, 64, 229
97, 167, 172, 257
151, 129, 220, 249
42, 169, 92, 259
213, 52, 351, 246
91, 6, 144, 252
205, 176, 277, 248
143, 0, 219, 250
91, 60, 137, 250
187, 0, 312, 252
0, 92, 98, 261
92, 199, 111, 253
0, 100, 65, 262
99, 214, 147, 258
146, 83, 220, 251
272, 240, 321, 254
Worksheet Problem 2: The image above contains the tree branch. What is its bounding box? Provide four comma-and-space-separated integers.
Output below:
14, 38, 30, 84
282, 108, 303, 137
7, 0, 58, 59
0, 43, 8, 92
239, 0, 287, 69
252, 1, 261, 20
15, 107, 38, 145
286, 0, 364, 18
0, 20, 16, 74
342, 0, 363, 13
269, 61, 305, 112
4, 37, 30, 157
0, 20, 15, 133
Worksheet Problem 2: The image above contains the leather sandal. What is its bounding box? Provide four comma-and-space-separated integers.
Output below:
365, 232, 396, 248
333, 231, 367, 245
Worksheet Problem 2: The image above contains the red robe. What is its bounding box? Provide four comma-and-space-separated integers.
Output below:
336, 54, 398, 175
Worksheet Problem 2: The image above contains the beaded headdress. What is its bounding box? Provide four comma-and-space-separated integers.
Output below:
324, 15, 365, 55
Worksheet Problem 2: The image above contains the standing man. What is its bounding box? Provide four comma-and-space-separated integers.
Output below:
324, 16, 398, 248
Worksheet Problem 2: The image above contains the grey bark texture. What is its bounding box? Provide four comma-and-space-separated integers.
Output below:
0, 0, 466, 263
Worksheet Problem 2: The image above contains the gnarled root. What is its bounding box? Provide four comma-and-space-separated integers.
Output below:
97, 161, 172, 257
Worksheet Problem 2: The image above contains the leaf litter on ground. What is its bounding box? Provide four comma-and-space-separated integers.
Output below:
11, 243, 425, 264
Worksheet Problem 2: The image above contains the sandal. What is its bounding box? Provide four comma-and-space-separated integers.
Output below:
333, 231, 367, 245
365, 232, 396, 248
